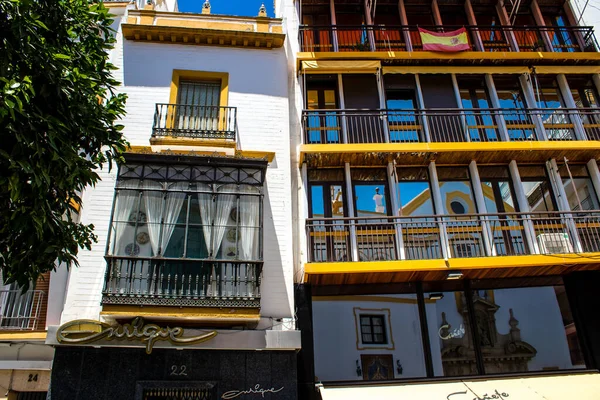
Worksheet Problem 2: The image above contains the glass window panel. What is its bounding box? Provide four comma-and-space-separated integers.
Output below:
310, 185, 325, 218
558, 164, 600, 211
307, 90, 319, 110
354, 184, 387, 216
518, 165, 556, 212
469, 285, 585, 373
312, 294, 426, 381
426, 291, 477, 377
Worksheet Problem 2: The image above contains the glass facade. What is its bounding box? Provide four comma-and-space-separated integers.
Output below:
311, 280, 585, 382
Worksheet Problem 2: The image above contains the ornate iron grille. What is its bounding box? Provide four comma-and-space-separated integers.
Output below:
143, 388, 213, 400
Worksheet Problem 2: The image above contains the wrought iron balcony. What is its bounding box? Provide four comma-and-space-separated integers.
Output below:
299, 25, 598, 53
306, 211, 600, 263
302, 108, 600, 144
102, 256, 262, 308
152, 104, 237, 141
0, 290, 46, 330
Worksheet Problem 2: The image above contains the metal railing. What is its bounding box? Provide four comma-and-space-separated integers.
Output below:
302, 108, 599, 144
0, 290, 45, 330
306, 211, 600, 262
299, 25, 598, 52
152, 104, 237, 141
102, 256, 262, 308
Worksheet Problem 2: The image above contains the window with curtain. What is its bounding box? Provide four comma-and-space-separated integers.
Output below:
108, 161, 264, 263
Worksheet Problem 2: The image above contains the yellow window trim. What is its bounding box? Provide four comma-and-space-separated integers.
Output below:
169, 69, 229, 107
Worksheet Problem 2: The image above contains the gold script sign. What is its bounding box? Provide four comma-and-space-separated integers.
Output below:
56, 317, 217, 354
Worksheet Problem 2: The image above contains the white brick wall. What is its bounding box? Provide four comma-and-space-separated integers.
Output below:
61, 22, 294, 323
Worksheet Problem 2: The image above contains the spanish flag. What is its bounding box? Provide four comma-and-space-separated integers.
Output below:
418, 27, 470, 52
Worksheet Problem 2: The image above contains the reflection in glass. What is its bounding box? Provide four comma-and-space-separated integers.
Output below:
426, 291, 477, 376
470, 285, 585, 373
312, 294, 426, 382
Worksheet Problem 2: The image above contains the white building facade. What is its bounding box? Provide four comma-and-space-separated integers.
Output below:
43, 1, 300, 399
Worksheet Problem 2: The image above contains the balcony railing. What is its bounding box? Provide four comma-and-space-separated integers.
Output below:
0, 290, 45, 330
152, 104, 237, 141
299, 25, 598, 53
102, 256, 262, 308
306, 211, 600, 263
302, 108, 600, 144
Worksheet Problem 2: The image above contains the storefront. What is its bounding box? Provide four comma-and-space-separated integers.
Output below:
296, 271, 600, 399
45, 319, 300, 400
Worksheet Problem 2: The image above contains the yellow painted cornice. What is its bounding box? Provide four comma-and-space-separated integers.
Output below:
149, 136, 237, 148
0, 331, 47, 341
303, 252, 600, 279
296, 51, 600, 70
122, 10, 285, 49
101, 305, 260, 323
299, 140, 600, 166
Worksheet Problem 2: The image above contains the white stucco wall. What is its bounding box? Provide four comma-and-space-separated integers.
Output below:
60, 14, 294, 324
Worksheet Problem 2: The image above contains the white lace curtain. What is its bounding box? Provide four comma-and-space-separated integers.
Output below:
112, 180, 141, 255
239, 187, 260, 260
143, 181, 187, 256
197, 184, 236, 258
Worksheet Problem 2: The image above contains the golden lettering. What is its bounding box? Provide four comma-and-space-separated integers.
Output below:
56, 317, 217, 354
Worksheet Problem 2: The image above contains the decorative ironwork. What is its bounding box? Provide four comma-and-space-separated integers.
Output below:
102, 257, 263, 308
136, 382, 216, 400
118, 156, 267, 186
153, 104, 236, 141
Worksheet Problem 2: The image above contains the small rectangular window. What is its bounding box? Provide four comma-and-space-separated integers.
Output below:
360, 315, 387, 344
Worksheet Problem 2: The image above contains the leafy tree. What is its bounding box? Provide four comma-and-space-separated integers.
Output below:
0, 0, 127, 289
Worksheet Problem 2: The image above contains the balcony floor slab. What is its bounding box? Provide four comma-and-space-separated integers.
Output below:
303, 252, 600, 285
300, 141, 600, 167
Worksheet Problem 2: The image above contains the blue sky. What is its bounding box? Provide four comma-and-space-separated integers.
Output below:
178, 0, 274, 18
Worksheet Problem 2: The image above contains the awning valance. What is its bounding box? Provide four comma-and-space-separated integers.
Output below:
532, 66, 600, 74
318, 373, 600, 400
382, 66, 530, 74
301, 60, 381, 74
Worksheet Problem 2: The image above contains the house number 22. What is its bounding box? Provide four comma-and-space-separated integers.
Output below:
170, 365, 187, 376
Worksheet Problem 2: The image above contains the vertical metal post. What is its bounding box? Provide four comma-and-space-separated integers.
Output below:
465, 0, 484, 51
364, 0, 377, 51
519, 73, 548, 141
508, 160, 540, 254
388, 162, 405, 259
429, 162, 451, 260
530, 0, 554, 51
301, 163, 309, 264
485, 74, 511, 142
345, 162, 360, 262
496, 1, 520, 51
431, 0, 443, 26
415, 74, 431, 143
330, 0, 339, 52
337, 74, 348, 144
547, 158, 584, 253
556, 73, 587, 140
377, 69, 390, 143
469, 161, 495, 256
451, 73, 471, 142
398, 0, 412, 51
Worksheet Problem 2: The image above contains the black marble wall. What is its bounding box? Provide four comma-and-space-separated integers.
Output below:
47, 347, 297, 400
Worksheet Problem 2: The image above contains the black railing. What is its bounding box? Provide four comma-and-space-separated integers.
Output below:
299, 25, 599, 53
0, 290, 45, 330
102, 256, 262, 308
302, 108, 600, 144
152, 104, 237, 141
306, 211, 600, 263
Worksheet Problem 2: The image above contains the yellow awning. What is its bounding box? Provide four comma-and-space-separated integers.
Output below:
382, 66, 530, 74
533, 66, 600, 74
318, 373, 600, 400
301, 60, 381, 74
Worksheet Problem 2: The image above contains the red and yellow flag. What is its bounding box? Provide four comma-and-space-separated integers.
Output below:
418, 27, 470, 52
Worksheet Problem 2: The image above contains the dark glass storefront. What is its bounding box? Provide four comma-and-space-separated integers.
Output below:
306, 277, 586, 384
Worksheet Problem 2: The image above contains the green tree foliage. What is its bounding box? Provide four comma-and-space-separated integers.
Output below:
0, 0, 127, 289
